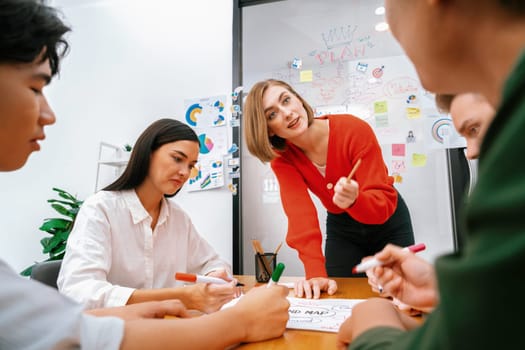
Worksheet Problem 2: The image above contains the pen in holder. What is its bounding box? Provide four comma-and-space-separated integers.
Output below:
255, 252, 276, 283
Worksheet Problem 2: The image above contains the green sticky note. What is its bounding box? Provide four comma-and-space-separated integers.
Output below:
375, 114, 389, 127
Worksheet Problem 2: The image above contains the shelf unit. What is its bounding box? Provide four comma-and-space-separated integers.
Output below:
94, 142, 130, 191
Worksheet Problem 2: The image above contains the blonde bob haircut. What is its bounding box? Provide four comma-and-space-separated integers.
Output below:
243, 79, 315, 162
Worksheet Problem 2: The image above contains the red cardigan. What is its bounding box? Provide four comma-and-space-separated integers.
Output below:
271, 114, 397, 278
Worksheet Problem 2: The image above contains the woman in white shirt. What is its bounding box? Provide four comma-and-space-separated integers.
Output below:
58, 118, 236, 313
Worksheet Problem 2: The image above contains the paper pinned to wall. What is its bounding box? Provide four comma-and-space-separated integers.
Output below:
183, 95, 230, 192
184, 95, 228, 128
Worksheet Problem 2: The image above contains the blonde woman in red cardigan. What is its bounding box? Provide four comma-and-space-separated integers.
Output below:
244, 79, 414, 299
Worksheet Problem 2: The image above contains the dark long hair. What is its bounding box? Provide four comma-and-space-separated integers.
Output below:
103, 118, 200, 198
0, 0, 71, 75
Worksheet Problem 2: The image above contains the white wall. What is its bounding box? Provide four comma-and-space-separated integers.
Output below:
0, 0, 233, 272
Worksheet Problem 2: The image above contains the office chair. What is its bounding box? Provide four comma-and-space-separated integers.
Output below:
30, 259, 62, 289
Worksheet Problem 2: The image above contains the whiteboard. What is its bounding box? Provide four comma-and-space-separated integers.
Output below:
241, 0, 458, 276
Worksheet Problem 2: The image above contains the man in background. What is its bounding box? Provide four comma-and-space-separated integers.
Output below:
337, 0, 525, 348
364, 92, 497, 315
435, 93, 496, 160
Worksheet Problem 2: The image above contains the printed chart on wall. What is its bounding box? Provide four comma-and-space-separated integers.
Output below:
184, 95, 228, 192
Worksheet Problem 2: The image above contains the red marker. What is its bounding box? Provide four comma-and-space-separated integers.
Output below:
352, 243, 426, 274
175, 272, 228, 285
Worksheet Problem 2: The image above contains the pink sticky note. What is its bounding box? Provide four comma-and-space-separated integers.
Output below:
392, 144, 406, 157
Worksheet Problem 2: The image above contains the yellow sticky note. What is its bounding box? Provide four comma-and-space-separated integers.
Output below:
392, 173, 403, 184
406, 107, 421, 119
374, 101, 388, 114
411, 153, 427, 167
300, 70, 313, 82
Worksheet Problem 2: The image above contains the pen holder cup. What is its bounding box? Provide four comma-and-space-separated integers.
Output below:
255, 253, 276, 283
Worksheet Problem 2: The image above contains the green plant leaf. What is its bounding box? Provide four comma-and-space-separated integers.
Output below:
49, 253, 65, 261
20, 265, 34, 277
40, 236, 51, 249
70, 207, 80, 216
53, 187, 76, 201
54, 230, 70, 242
50, 242, 67, 256
50, 203, 76, 218
47, 199, 81, 208
21, 188, 82, 276
39, 218, 71, 232
42, 233, 69, 253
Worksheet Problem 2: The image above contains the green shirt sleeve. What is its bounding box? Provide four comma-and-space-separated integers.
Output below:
349, 327, 405, 350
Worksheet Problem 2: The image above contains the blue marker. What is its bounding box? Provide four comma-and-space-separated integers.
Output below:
267, 263, 285, 288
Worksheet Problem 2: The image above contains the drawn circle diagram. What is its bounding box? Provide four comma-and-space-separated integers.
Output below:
185, 103, 202, 127
372, 66, 384, 79
213, 115, 225, 126
198, 133, 214, 154
213, 100, 225, 126
189, 166, 202, 185
432, 118, 452, 143
214, 100, 225, 112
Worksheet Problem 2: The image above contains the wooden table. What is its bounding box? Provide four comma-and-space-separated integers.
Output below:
232, 276, 376, 349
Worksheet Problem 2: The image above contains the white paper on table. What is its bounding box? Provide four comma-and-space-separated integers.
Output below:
286, 297, 365, 333
221, 296, 365, 333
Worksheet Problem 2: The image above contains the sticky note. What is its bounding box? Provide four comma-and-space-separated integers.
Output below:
300, 70, 313, 82
292, 58, 302, 69
392, 160, 406, 173
411, 153, 427, 167
375, 114, 389, 127
406, 94, 417, 104
392, 144, 406, 157
374, 101, 388, 114
392, 173, 403, 184
406, 107, 421, 119
228, 183, 238, 195
356, 62, 368, 72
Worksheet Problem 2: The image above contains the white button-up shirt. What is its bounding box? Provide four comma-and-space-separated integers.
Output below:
57, 189, 230, 309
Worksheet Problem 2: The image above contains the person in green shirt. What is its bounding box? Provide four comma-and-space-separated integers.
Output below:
362, 92, 496, 313
337, 0, 525, 349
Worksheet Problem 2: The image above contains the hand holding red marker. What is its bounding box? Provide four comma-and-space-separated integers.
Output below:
352, 243, 426, 274
175, 272, 229, 285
